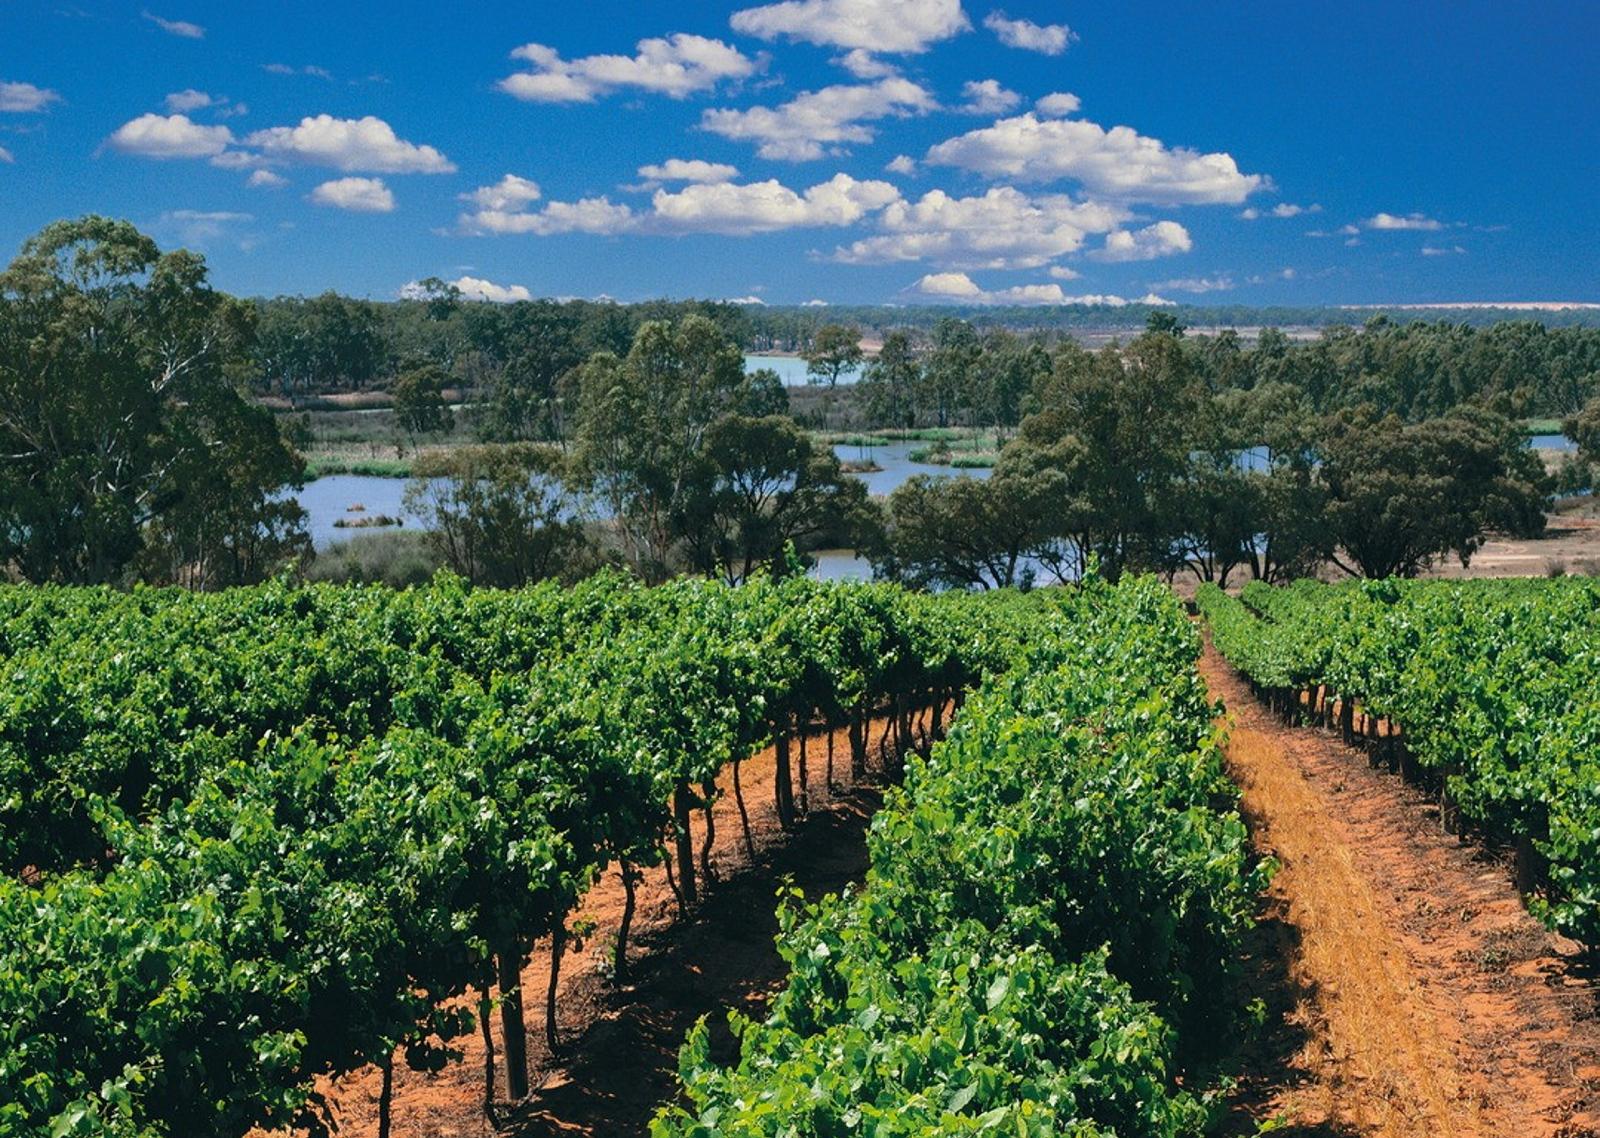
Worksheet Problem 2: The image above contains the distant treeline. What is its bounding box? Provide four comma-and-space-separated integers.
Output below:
244, 282, 1600, 424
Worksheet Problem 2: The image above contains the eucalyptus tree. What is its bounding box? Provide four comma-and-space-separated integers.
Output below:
0, 216, 307, 585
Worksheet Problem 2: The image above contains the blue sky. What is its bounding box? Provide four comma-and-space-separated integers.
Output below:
3, 0, 1596, 308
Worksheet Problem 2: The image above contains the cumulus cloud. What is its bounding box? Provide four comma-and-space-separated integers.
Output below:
701, 77, 935, 161
726, 295, 767, 305
1034, 92, 1081, 118
1366, 211, 1443, 231
1239, 201, 1319, 219
956, 79, 1021, 116
1150, 274, 1234, 293
909, 271, 1166, 307
832, 186, 1128, 270
309, 176, 395, 212
247, 169, 288, 189
984, 12, 1074, 54
163, 89, 214, 113
0, 146, 15, 164
925, 110, 1266, 205
106, 113, 233, 159
404, 275, 533, 303
1, 81, 62, 113
1421, 244, 1467, 256
651, 172, 901, 234
460, 172, 901, 238
498, 35, 756, 103
1092, 220, 1193, 261
730, 0, 970, 53
459, 173, 543, 211
245, 115, 454, 173
1048, 265, 1081, 280
144, 11, 204, 38
637, 158, 739, 184
834, 49, 898, 78
802, 298, 830, 306
886, 154, 917, 175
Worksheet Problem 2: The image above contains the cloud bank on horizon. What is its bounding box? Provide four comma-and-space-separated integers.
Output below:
3, 0, 1595, 306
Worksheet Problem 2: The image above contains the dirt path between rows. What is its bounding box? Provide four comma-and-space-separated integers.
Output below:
1201, 641, 1600, 1138
312, 715, 916, 1138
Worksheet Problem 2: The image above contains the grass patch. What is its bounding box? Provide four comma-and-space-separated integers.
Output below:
304, 456, 413, 478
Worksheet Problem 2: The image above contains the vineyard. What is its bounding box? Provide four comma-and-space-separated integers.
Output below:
1198, 578, 1600, 945
0, 574, 1264, 1138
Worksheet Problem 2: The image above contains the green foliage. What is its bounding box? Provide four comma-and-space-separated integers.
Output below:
1198, 577, 1600, 942
0, 216, 308, 587
404, 443, 593, 586
655, 577, 1265, 1136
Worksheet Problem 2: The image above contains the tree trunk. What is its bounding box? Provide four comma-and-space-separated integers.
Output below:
699, 778, 717, 884
496, 938, 529, 1101
673, 779, 698, 907
797, 724, 810, 817
616, 860, 637, 983
774, 726, 795, 828
849, 711, 867, 778
732, 758, 756, 858
478, 983, 498, 1126
545, 926, 566, 1056
378, 1054, 394, 1138
663, 841, 686, 918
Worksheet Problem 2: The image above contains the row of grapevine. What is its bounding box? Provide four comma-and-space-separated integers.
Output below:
654, 576, 1269, 1137
1197, 577, 1600, 944
0, 573, 1044, 1138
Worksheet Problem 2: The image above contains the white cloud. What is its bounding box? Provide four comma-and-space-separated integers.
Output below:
499, 35, 756, 103
726, 295, 767, 305
925, 111, 1266, 205
1239, 201, 1319, 219
730, 0, 970, 53
106, 113, 233, 159
404, 275, 534, 303
803, 298, 830, 306
144, 11, 204, 38
1366, 211, 1443, 231
910, 271, 1162, 307
701, 77, 936, 161
163, 89, 214, 113
650, 172, 902, 234
1150, 274, 1234, 293
886, 154, 917, 175
956, 79, 1021, 116
309, 176, 395, 212
1034, 92, 1081, 118
1337, 223, 1360, 235
158, 209, 251, 245
834, 49, 898, 78
1, 81, 59, 113
460, 172, 900, 238
1048, 265, 1081, 280
1421, 244, 1467, 256
833, 185, 1128, 270
460, 173, 543, 211
637, 158, 739, 183
245, 115, 454, 173
984, 12, 1074, 54
247, 169, 288, 189
0, 146, 14, 164
263, 63, 334, 80
1092, 220, 1193, 261
466, 196, 639, 237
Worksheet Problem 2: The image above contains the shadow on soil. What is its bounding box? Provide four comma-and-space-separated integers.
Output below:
503, 783, 885, 1138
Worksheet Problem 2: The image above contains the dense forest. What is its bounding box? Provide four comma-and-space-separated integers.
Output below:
3, 218, 1599, 593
